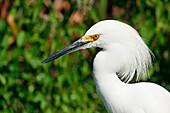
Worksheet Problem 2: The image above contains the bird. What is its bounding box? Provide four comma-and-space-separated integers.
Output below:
41, 20, 170, 113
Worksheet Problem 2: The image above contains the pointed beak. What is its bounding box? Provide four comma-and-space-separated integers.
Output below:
41, 38, 90, 64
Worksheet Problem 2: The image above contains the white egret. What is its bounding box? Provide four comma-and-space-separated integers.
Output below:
41, 20, 170, 113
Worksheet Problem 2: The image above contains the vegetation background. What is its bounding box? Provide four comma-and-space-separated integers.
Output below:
0, 0, 170, 112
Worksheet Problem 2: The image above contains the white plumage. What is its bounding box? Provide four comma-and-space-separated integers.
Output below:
88, 20, 170, 113
41, 20, 170, 113
85, 20, 153, 83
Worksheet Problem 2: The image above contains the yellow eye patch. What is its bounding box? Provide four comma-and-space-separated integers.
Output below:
82, 34, 100, 42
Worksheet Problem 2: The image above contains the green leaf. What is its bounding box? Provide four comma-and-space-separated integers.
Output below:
16, 31, 29, 47
0, 19, 6, 34
89, 7, 100, 22
140, 19, 155, 42
0, 74, 6, 85
155, 1, 164, 22
0, 49, 8, 64
24, 50, 41, 69
1, 35, 10, 48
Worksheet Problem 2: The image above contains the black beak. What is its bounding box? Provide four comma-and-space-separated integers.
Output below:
41, 39, 89, 64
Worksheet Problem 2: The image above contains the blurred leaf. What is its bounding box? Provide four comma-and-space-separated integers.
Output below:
89, 7, 100, 22
0, 74, 6, 85
155, 1, 164, 22
140, 19, 155, 42
0, 49, 8, 64
99, 0, 107, 19
24, 50, 41, 69
16, 31, 30, 47
1, 35, 10, 48
62, 92, 69, 104
0, 19, 7, 34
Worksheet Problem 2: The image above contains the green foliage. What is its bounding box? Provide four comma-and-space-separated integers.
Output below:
0, 0, 169, 112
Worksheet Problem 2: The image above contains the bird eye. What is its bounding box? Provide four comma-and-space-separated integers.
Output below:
92, 34, 100, 40
82, 34, 100, 42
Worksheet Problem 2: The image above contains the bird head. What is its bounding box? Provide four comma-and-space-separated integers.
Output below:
40, 21, 106, 64
41, 20, 153, 82
41, 20, 130, 64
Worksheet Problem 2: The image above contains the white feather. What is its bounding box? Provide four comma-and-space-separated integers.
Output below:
85, 20, 153, 83
84, 20, 170, 113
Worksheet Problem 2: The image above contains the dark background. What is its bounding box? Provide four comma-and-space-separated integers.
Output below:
0, 0, 169, 112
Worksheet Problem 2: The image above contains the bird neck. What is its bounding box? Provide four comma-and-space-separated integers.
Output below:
93, 50, 127, 112
93, 50, 125, 87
